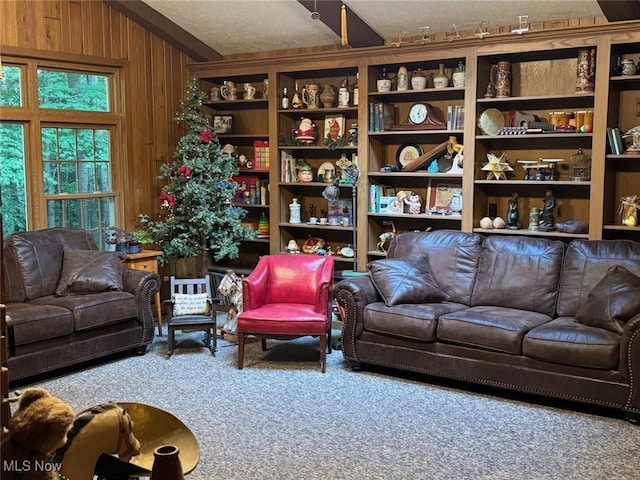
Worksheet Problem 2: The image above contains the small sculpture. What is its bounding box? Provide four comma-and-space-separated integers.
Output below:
482, 152, 513, 180
294, 118, 317, 144
376, 221, 396, 253
539, 188, 556, 231
398, 191, 422, 215
506, 192, 520, 230
286, 239, 300, 253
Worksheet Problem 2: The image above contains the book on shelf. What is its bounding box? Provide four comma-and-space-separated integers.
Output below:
607, 127, 624, 154
368, 102, 395, 132
446, 105, 465, 130
280, 150, 296, 182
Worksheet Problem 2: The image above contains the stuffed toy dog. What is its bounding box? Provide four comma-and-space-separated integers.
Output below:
1, 388, 75, 480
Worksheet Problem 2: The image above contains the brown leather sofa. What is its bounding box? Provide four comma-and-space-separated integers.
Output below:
334, 230, 640, 422
1, 228, 161, 383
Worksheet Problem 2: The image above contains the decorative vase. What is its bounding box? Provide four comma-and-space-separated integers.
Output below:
495, 61, 511, 97
320, 83, 336, 108
397, 66, 409, 91
411, 68, 427, 90
433, 63, 449, 89
452, 61, 465, 88
289, 197, 302, 224
575, 48, 596, 93
150, 445, 184, 480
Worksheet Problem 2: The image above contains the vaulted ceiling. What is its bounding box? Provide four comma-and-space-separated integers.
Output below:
105, 0, 640, 61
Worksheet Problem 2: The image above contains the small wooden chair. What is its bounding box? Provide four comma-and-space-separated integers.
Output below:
167, 275, 218, 356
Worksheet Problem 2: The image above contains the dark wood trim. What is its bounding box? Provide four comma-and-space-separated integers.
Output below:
297, 0, 384, 48
597, 0, 640, 22
0, 46, 128, 67
104, 0, 222, 61
188, 19, 640, 74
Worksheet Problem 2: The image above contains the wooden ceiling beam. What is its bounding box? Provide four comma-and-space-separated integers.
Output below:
297, 0, 384, 48
104, 0, 222, 61
597, 0, 640, 22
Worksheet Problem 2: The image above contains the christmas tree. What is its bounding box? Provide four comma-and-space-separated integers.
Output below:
140, 77, 251, 268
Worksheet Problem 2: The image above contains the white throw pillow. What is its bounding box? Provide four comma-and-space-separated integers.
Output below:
173, 293, 210, 315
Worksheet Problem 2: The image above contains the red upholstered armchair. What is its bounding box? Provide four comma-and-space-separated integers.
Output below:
237, 254, 335, 372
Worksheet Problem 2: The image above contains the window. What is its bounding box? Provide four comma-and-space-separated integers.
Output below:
0, 59, 122, 245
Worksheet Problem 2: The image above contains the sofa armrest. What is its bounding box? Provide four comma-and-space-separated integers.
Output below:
122, 268, 161, 342
334, 275, 380, 361
621, 313, 640, 414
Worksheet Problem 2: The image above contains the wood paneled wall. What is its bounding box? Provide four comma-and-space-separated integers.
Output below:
0, 0, 192, 230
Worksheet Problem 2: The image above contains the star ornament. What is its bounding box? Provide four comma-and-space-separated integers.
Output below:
482, 152, 513, 180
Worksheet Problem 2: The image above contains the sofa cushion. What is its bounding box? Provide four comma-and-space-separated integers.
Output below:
574, 265, 640, 334
523, 317, 620, 370
386, 230, 482, 305
367, 255, 449, 307
557, 239, 640, 317
30, 291, 137, 331
470, 236, 564, 316
438, 306, 553, 354
363, 302, 468, 342
5, 303, 74, 346
56, 249, 126, 296
6, 228, 97, 300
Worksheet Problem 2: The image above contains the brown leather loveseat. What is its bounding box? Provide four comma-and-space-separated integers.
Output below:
2, 228, 161, 383
334, 230, 640, 422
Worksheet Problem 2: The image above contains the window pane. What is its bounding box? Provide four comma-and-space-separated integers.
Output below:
0, 65, 23, 107
42, 127, 112, 194
37, 69, 109, 112
0, 122, 28, 234
47, 196, 115, 248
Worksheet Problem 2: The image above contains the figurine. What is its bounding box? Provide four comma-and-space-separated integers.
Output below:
294, 117, 317, 143
506, 192, 520, 230
399, 191, 422, 215
539, 188, 556, 231
286, 239, 300, 253
376, 221, 396, 253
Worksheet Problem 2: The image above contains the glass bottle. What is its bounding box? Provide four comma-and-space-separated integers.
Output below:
280, 87, 290, 109
376, 68, 391, 92
352, 72, 359, 106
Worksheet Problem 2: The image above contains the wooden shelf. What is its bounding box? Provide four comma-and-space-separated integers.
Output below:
473, 228, 589, 239
368, 213, 462, 221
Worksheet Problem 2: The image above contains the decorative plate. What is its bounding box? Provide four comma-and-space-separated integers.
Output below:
478, 108, 505, 136
395, 142, 424, 170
